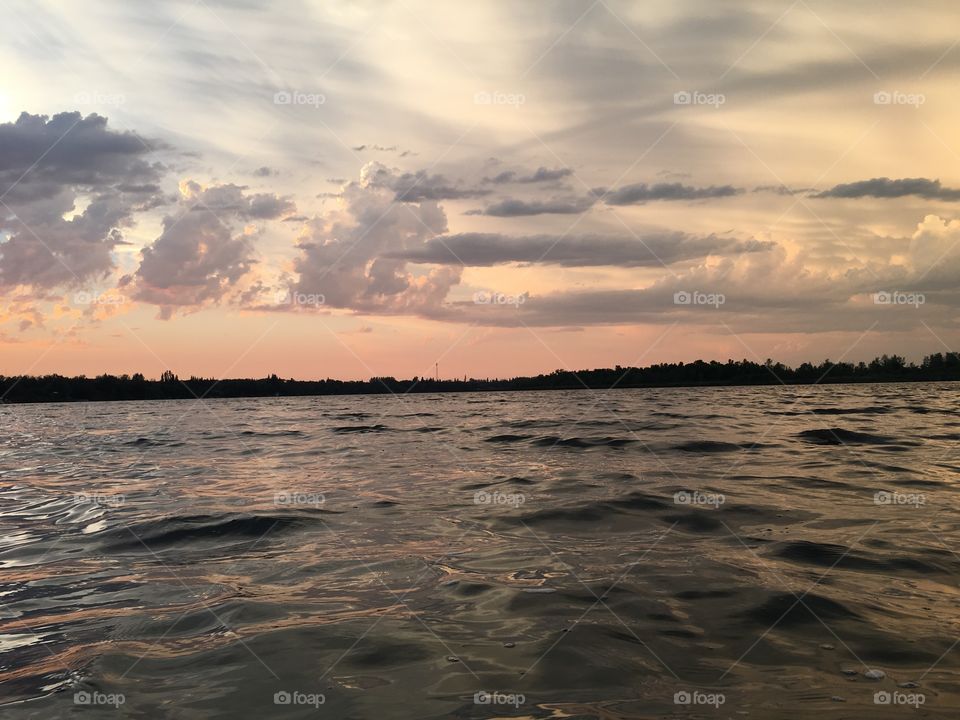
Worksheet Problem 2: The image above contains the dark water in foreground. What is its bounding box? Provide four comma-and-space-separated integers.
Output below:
1, 384, 959, 718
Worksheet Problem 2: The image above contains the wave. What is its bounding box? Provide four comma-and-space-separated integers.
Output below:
743, 591, 861, 627
332, 424, 390, 433
99, 512, 329, 551
530, 436, 635, 448
796, 428, 909, 445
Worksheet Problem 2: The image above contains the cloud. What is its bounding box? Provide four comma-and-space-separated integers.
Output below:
813, 177, 960, 201
387, 232, 772, 267
360, 162, 490, 202
469, 196, 596, 216
284, 163, 461, 314
0, 111, 166, 290
483, 166, 572, 184
437, 215, 960, 330
178, 181, 295, 219
599, 182, 743, 205
122, 182, 293, 318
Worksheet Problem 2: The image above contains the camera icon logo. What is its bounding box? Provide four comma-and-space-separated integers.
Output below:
274, 691, 292, 705
873, 91, 892, 105
474, 91, 492, 105
674, 91, 692, 105
674, 690, 692, 704
274, 91, 292, 105
673, 290, 692, 305
74, 691, 92, 705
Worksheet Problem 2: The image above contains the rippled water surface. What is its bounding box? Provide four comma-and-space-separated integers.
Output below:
2, 384, 960, 718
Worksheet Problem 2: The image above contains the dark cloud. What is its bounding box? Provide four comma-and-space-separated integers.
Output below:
813, 177, 960, 201
483, 170, 516, 184
252, 166, 276, 177
754, 184, 815, 196
599, 182, 743, 205
360, 162, 490, 202
518, 166, 573, 183
470, 196, 596, 216
386, 232, 772, 267
0, 111, 167, 290
483, 167, 572, 184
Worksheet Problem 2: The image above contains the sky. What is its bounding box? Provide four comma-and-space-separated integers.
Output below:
1, 0, 959, 380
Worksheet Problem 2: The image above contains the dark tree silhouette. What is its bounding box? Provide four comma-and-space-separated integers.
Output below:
1, 353, 958, 404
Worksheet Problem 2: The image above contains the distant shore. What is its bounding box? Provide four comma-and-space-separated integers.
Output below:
2, 353, 958, 403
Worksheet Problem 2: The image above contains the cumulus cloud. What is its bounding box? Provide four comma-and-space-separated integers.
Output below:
178, 181, 295, 219
122, 182, 294, 318
284, 163, 461, 314
388, 232, 772, 267
0, 111, 166, 290
599, 182, 743, 205
813, 177, 960, 201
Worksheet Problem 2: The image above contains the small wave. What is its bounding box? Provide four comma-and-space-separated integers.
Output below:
485, 434, 533, 443
125, 437, 166, 447
774, 406, 892, 416
510, 490, 668, 527
796, 428, 906, 445
774, 540, 944, 575
99, 513, 328, 551
332, 425, 390, 433
239, 429, 306, 437
530, 436, 634, 448
673, 440, 744, 453
743, 591, 861, 627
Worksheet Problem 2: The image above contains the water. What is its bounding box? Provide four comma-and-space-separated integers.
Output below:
1, 383, 958, 718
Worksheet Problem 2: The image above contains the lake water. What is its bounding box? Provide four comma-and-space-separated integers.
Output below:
1, 384, 959, 718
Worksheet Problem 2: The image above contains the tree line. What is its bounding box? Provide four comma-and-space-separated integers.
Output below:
1, 352, 958, 403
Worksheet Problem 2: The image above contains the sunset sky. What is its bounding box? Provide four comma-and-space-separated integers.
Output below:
2, 0, 959, 380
